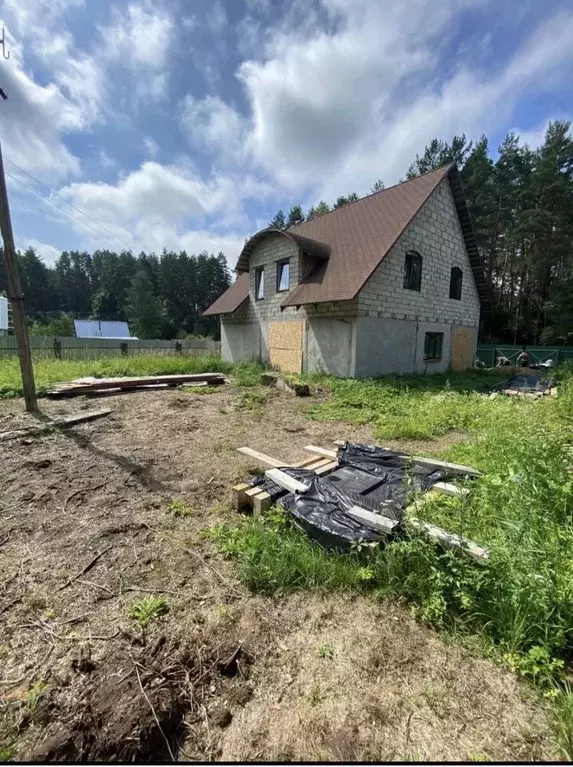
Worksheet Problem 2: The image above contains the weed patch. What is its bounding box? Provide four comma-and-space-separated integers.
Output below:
128, 596, 169, 628
166, 499, 194, 517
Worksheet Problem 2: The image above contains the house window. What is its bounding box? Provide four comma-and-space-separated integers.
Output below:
255, 266, 265, 300
404, 251, 422, 291
449, 267, 463, 300
276, 260, 290, 292
424, 332, 443, 361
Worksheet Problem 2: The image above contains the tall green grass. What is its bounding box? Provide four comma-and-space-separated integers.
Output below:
212, 370, 573, 697
0, 356, 265, 398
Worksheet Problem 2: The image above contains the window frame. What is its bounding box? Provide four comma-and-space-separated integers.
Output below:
404, 251, 423, 292
276, 259, 290, 293
254, 266, 265, 301
449, 266, 463, 300
424, 331, 443, 362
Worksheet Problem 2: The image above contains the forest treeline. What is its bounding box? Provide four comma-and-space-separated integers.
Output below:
0, 249, 231, 339
268, 120, 573, 344
1, 120, 571, 343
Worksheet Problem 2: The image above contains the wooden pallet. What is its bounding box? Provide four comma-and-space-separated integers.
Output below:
233, 451, 337, 515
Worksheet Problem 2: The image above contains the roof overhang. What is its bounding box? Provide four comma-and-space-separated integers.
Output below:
235, 228, 330, 273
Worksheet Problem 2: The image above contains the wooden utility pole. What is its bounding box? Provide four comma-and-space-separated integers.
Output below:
0, 139, 37, 412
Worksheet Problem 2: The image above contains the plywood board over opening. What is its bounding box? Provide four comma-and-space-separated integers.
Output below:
451, 327, 473, 371
269, 320, 304, 374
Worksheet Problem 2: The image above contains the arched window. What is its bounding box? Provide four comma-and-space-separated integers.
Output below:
404, 251, 422, 291
449, 266, 463, 300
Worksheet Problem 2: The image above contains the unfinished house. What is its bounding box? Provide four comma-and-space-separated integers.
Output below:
204, 164, 491, 377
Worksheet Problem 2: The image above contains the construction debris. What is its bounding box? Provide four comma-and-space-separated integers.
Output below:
47, 373, 226, 398
0, 409, 112, 442
260, 372, 310, 397
490, 373, 556, 398
233, 441, 489, 560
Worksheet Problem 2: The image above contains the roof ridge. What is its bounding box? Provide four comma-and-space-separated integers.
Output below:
288, 163, 454, 232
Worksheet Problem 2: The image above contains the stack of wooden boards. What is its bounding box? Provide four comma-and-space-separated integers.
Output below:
233, 442, 489, 561
47, 372, 226, 398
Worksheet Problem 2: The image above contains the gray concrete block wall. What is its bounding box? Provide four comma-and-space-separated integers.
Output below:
358, 178, 481, 327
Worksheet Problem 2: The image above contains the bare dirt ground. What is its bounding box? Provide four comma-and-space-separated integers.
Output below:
0, 384, 556, 761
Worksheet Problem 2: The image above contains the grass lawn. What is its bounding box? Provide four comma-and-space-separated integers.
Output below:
211, 366, 573, 757
0, 355, 264, 397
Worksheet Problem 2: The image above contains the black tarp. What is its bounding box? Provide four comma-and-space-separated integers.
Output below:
249, 442, 457, 550
492, 374, 554, 394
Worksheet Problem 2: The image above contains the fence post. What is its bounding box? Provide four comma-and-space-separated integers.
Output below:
175, 341, 182, 355
121, 342, 128, 357
53, 338, 62, 360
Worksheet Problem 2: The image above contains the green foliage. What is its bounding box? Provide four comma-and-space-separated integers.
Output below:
128, 596, 169, 627
126, 269, 162, 338
552, 685, 573, 761
28, 313, 75, 337
235, 388, 268, 412
166, 499, 194, 517
317, 644, 335, 660
231, 360, 266, 387
27, 681, 49, 711
0, 746, 15, 761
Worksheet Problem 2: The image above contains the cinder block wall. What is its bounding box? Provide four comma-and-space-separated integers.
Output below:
354, 178, 480, 376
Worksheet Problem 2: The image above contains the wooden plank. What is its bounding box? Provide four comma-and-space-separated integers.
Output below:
265, 469, 309, 494
253, 491, 272, 517
346, 506, 399, 535
237, 447, 287, 469
314, 460, 338, 476
333, 441, 480, 477
304, 445, 337, 459
0, 409, 112, 442
408, 518, 490, 561
233, 483, 251, 511
432, 482, 468, 497
48, 373, 225, 396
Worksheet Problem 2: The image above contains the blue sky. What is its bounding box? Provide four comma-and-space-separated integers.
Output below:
0, 0, 571, 269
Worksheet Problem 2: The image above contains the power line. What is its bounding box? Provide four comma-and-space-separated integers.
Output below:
4, 169, 134, 251
4, 157, 134, 252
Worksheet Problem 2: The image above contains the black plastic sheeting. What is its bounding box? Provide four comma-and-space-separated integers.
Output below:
493, 374, 555, 394
249, 442, 457, 550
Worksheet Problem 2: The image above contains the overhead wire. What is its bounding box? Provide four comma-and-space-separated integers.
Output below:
4, 157, 134, 252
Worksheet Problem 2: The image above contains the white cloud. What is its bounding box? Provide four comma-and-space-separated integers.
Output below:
56, 161, 272, 265
143, 137, 160, 158
180, 95, 247, 161
102, 1, 174, 70
235, 2, 573, 198
206, 1, 228, 33
20, 239, 62, 266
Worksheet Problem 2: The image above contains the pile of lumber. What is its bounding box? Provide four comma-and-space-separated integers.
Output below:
233, 442, 489, 561
47, 372, 226, 398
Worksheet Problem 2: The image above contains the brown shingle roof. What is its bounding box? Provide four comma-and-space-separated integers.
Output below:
203, 164, 491, 318
203, 271, 249, 316
281, 165, 450, 306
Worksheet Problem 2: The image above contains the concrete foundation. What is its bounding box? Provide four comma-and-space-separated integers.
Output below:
306, 318, 355, 377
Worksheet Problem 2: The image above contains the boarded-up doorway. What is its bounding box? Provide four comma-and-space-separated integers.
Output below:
269, 321, 303, 373
451, 327, 473, 371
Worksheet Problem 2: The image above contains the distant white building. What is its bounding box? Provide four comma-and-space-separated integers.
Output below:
0, 295, 8, 336
74, 320, 138, 340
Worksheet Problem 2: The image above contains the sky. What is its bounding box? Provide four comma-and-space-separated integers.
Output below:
0, 0, 571, 270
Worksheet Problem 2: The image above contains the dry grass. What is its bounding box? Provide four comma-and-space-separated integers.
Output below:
221, 595, 552, 762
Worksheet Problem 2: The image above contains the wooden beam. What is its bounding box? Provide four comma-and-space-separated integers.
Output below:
432, 482, 468, 497
408, 518, 490, 561
304, 445, 337, 459
264, 469, 309, 494
333, 441, 480, 477
237, 447, 287, 468
314, 460, 338, 476
346, 506, 398, 535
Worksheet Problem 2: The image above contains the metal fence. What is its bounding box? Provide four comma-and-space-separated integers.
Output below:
0, 336, 221, 360
476, 344, 573, 367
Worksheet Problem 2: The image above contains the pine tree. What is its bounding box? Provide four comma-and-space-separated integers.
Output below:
126, 270, 162, 338
287, 205, 304, 227
269, 210, 286, 229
